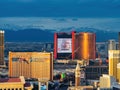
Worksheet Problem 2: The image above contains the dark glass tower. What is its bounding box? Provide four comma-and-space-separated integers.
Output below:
0, 30, 4, 65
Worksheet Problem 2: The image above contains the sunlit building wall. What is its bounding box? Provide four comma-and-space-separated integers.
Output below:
0, 30, 4, 65
100, 74, 116, 89
75, 63, 80, 87
9, 52, 53, 80
109, 50, 120, 79
117, 63, 120, 83
75, 32, 96, 60
0, 76, 33, 90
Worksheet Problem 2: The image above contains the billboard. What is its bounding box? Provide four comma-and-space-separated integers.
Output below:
57, 38, 72, 53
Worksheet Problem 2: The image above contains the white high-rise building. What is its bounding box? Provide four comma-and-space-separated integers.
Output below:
108, 39, 116, 50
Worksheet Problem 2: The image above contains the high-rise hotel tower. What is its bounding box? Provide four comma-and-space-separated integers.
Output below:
109, 50, 120, 81
0, 30, 4, 65
75, 32, 96, 60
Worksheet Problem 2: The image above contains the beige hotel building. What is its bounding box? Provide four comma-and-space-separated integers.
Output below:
0, 76, 33, 90
9, 52, 53, 80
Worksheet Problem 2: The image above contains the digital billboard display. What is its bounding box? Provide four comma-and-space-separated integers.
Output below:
57, 38, 72, 53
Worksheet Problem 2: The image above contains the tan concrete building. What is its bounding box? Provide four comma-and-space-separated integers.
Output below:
109, 50, 120, 79
0, 76, 33, 90
0, 30, 4, 65
108, 39, 116, 50
67, 86, 93, 90
99, 74, 116, 89
117, 63, 120, 83
75, 63, 81, 87
9, 52, 53, 80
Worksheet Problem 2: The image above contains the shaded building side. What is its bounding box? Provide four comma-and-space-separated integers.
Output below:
0, 30, 4, 65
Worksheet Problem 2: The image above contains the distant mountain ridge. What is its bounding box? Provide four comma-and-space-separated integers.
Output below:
5, 29, 54, 42
4, 28, 119, 42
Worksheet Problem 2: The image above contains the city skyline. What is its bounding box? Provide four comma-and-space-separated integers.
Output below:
1, 0, 120, 90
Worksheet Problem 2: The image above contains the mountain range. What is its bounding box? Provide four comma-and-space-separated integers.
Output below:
4, 28, 119, 42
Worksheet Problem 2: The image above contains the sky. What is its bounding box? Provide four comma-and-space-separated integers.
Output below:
0, 0, 120, 32
0, 0, 120, 17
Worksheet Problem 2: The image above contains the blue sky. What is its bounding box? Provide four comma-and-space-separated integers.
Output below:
0, 0, 120, 17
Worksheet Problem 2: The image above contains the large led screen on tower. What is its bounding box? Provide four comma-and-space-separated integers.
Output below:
57, 38, 72, 53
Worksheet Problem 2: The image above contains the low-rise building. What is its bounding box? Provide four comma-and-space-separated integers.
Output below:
67, 86, 93, 90
0, 76, 33, 90
99, 74, 116, 89
9, 52, 53, 80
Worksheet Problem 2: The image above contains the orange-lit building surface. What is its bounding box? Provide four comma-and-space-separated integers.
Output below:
0, 30, 4, 65
0, 76, 33, 90
109, 50, 120, 81
54, 31, 96, 61
9, 52, 53, 80
75, 32, 96, 60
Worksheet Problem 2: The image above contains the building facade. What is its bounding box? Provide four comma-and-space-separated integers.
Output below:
0, 76, 33, 90
100, 74, 116, 89
75, 63, 80, 87
117, 63, 120, 83
119, 32, 120, 50
85, 66, 108, 80
109, 50, 120, 80
54, 31, 75, 60
108, 39, 116, 50
54, 31, 96, 61
9, 52, 53, 80
75, 32, 96, 60
0, 30, 4, 65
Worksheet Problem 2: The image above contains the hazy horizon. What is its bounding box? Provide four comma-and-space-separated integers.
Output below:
0, 17, 120, 32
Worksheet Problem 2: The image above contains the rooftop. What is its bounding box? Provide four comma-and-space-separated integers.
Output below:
0, 78, 21, 83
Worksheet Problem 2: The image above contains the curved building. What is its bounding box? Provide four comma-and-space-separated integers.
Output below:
75, 32, 96, 60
